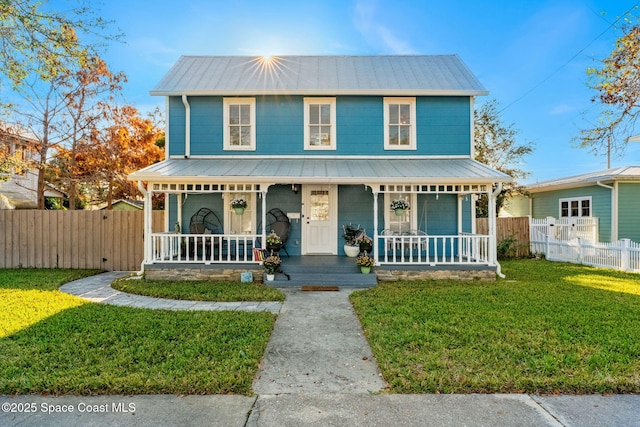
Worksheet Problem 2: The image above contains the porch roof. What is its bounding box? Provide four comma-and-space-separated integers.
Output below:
128, 157, 511, 185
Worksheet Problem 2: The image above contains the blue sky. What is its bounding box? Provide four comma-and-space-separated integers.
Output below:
96, 0, 640, 183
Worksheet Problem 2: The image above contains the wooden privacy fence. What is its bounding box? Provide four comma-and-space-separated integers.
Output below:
476, 216, 530, 258
0, 210, 164, 271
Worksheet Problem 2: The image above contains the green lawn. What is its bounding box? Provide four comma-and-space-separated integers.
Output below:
112, 277, 285, 302
350, 259, 640, 394
0, 269, 276, 395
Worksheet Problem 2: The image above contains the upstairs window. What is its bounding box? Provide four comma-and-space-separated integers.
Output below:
559, 197, 591, 218
304, 98, 336, 150
384, 97, 416, 150
223, 98, 256, 150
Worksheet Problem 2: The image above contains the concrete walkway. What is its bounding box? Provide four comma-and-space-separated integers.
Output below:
252, 288, 386, 395
4, 275, 640, 426
59, 271, 282, 313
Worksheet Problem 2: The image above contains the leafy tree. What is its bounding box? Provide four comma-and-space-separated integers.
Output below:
80, 105, 164, 209
579, 18, 640, 159
474, 99, 534, 217
0, 0, 119, 89
54, 57, 125, 209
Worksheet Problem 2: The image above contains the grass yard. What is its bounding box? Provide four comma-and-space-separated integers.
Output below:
350, 259, 640, 394
112, 277, 285, 302
0, 269, 276, 395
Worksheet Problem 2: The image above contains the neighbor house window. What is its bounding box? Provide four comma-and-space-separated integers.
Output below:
304, 98, 336, 150
384, 97, 416, 150
559, 197, 591, 218
223, 98, 256, 150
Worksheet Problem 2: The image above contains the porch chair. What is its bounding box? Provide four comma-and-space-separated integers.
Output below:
188, 208, 223, 258
257, 208, 291, 257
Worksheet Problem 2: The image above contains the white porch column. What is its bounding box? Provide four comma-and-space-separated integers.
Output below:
488, 189, 496, 265
137, 181, 152, 268
177, 193, 183, 231
489, 183, 504, 277
372, 189, 379, 263
457, 195, 463, 233
261, 188, 268, 247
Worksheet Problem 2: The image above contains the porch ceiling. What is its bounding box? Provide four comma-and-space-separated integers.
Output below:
128, 157, 511, 185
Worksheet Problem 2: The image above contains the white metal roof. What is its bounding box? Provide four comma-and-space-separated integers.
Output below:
150, 55, 488, 96
526, 166, 640, 192
128, 157, 510, 185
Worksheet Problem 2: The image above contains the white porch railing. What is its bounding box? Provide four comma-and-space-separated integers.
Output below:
151, 233, 260, 263
377, 234, 490, 265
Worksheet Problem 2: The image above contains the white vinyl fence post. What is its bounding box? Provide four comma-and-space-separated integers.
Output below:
621, 239, 631, 272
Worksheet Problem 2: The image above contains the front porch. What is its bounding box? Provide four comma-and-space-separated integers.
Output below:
129, 157, 511, 279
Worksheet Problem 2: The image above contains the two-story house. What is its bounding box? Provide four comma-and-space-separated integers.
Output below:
128, 55, 511, 281
0, 123, 64, 209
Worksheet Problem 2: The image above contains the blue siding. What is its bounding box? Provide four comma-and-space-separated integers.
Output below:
264, 184, 302, 256
337, 97, 384, 154
426, 194, 458, 234
257, 96, 305, 155
168, 95, 472, 157
168, 97, 185, 156
419, 97, 471, 156
190, 97, 223, 156
338, 185, 375, 252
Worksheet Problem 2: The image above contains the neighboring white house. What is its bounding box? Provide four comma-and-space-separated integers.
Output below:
0, 123, 64, 209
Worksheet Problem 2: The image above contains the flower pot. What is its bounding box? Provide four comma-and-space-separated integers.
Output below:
266, 273, 275, 281
360, 266, 371, 274
234, 207, 245, 215
359, 243, 372, 254
266, 243, 282, 253
394, 208, 405, 216
343, 244, 360, 257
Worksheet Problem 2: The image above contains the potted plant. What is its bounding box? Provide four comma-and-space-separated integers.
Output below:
231, 197, 247, 215
263, 253, 281, 281
356, 232, 372, 254
356, 252, 375, 274
265, 231, 283, 253
342, 224, 361, 257
390, 199, 410, 216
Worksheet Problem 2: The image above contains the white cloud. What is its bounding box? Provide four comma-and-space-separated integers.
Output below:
129, 37, 178, 68
353, 0, 417, 54
549, 104, 575, 115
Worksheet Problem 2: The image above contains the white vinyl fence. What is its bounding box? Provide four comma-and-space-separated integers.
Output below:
530, 217, 640, 273
530, 217, 598, 243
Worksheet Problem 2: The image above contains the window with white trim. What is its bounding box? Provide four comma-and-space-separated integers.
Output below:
223, 98, 256, 150
304, 97, 336, 150
225, 192, 255, 234
559, 197, 591, 218
384, 192, 417, 234
384, 97, 416, 150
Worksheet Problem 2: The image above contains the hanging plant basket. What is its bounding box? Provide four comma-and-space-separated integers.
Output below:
390, 199, 409, 217
234, 207, 245, 215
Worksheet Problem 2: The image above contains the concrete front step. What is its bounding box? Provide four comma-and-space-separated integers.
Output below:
265, 271, 377, 288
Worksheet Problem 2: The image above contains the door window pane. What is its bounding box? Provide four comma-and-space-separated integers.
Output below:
310, 190, 329, 221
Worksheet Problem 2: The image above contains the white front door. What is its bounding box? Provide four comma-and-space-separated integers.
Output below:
302, 185, 338, 254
